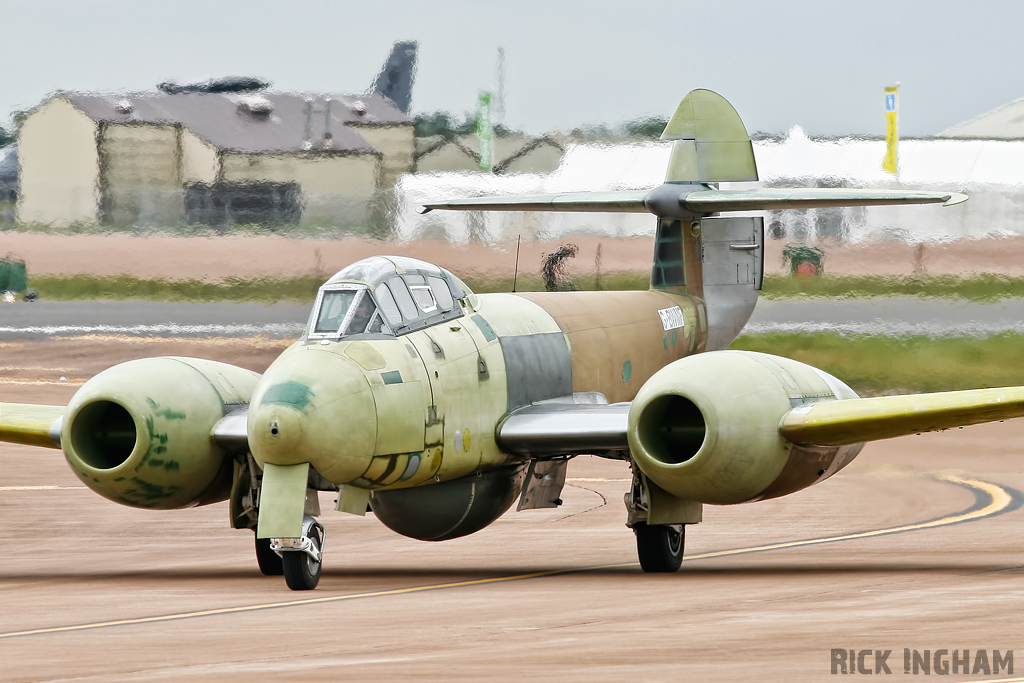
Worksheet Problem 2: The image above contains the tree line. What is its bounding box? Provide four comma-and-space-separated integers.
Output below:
414, 112, 670, 140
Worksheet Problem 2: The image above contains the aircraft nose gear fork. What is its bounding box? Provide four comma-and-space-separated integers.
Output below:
272, 515, 325, 590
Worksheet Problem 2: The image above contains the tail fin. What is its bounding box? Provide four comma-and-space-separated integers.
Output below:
661, 89, 758, 183
369, 40, 418, 114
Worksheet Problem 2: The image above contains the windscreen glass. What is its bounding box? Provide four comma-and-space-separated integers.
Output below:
346, 292, 378, 334
314, 290, 357, 334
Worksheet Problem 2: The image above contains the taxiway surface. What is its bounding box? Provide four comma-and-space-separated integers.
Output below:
3, 296, 1023, 338
1, 338, 1022, 681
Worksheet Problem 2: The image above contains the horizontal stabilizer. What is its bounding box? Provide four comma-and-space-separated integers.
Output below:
0, 403, 65, 449
683, 188, 968, 213
780, 386, 1024, 447
422, 187, 966, 217
421, 191, 649, 214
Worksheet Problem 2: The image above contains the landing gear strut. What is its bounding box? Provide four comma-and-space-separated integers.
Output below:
634, 522, 684, 573
625, 467, 692, 573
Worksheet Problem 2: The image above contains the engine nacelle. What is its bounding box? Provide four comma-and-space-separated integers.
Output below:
628, 350, 863, 505
370, 466, 526, 541
62, 357, 260, 509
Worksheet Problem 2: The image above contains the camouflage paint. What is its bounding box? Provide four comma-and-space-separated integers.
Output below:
516, 290, 702, 404
627, 351, 863, 505
58, 356, 259, 509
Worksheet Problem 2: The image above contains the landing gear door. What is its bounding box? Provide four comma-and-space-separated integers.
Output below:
702, 216, 763, 290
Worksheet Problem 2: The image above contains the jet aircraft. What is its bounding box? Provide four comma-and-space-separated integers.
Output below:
2, 90, 1022, 591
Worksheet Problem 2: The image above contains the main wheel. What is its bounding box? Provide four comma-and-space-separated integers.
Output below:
635, 523, 684, 573
282, 524, 323, 590
254, 535, 284, 576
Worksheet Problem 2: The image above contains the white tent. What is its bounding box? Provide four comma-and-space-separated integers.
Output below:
399, 129, 1024, 244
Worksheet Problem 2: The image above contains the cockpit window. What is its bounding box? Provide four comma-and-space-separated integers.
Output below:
314, 290, 358, 334
310, 287, 389, 339
428, 276, 454, 310
388, 277, 419, 321
410, 286, 437, 313
347, 291, 378, 334
313, 256, 472, 338
374, 282, 403, 327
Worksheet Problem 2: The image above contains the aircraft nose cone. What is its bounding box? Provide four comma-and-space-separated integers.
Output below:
248, 348, 377, 484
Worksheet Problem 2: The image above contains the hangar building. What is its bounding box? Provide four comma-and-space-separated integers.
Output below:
16, 90, 414, 228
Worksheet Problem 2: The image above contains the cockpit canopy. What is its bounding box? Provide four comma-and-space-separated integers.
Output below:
306, 256, 472, 340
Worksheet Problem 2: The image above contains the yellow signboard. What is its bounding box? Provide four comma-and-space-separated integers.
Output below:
882, 85, 898, 175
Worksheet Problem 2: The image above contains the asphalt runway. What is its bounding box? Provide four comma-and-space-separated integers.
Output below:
1, 341, 1023, 681
2, 296, 1023, 338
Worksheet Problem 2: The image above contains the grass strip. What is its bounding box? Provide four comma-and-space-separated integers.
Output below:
729, 332, 1024, 395
27, 272, 652, 302
24, 272, 1023, 303
759, 273, 1024, 302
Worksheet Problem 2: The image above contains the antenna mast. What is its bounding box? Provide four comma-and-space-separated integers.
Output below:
495, 47, 506, 125
512, 235, 521, 292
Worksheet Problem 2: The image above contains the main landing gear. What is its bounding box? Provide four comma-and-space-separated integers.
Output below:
625, 468, 690, 573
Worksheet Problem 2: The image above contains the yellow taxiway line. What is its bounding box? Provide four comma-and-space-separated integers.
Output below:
0, 473, 1015, 640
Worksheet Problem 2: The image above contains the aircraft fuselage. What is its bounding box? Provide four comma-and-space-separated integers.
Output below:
248, 288, 705, 490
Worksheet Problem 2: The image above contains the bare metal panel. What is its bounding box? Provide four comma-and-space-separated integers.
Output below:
517, 459, 568, 511
212, 407, 250, 452
701, 216, 763, 350
497, 401, 630, 458
499, 332, 572, 410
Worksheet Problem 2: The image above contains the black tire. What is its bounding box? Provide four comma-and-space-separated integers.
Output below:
254, 535, 284, 576
635, 523, 684, 573
282, 525, 323, 591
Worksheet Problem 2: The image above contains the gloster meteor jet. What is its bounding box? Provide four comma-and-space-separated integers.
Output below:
3, 90, 1021, 590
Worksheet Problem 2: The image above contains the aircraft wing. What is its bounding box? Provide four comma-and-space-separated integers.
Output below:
780, 386, 1024, 447
0, 402, 251, 452
0, 403, 64, 449
495, 386, 1022, 458
497, 401, 631, 459
422, 187, 967, 216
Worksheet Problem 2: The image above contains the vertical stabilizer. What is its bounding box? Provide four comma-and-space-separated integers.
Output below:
661, 89, 757, 183
370, 40, 418, 114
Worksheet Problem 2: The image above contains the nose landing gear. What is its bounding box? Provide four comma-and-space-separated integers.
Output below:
254, 536, 284, 576
272, 515, 325, 590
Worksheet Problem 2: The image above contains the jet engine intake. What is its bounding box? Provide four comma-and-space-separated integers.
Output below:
62, 357, 260, 509
627, 351, 863, 505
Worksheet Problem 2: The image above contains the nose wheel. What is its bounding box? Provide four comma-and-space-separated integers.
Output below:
254, 536, 284, 576
634, 522, 684, 573
275, 516, 325, 591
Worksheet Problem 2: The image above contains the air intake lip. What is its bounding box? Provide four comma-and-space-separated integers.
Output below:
637, 394, 707, 465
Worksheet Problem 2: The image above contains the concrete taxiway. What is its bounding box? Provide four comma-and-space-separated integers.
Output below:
0, 339, 1022, 681
2, 296, 1023, 338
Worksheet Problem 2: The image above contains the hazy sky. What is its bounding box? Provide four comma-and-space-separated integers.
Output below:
3, 0, 1023, 137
